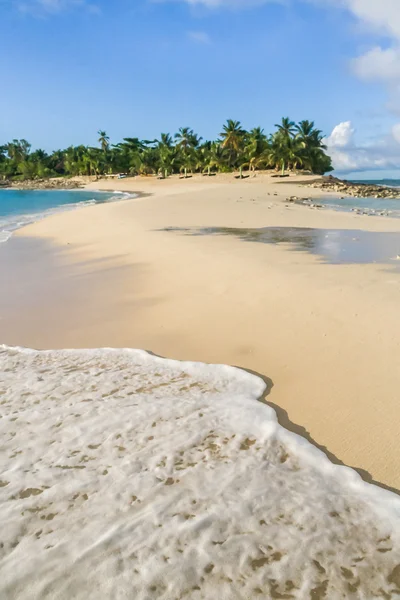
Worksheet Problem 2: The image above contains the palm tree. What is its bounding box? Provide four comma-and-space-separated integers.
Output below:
0, 117, 334, 181
63, 145, 89, 176
295, 120, 325, 149
158, 133, 174, 149
219, 120, 245, 169
116, 137, 147, 153
23, 149, 51, 179
0, 156, 14, 180
98, 130, 110, 152
128, 152, 143, 175
242, 127, 268, 173
175, 128, 202, 177
6, 139, 31, 163
201, 142, 227, 175
267, 134, 304, 176
295, 120, 315, 141
111, 138, 147, 175
308, 149, 333, 175
175, 128, 194, 153
81, 147, 102, 177
29, 149, 48, 167
189, 132, 202, 149
274, 117, 296, 140
156, 133, 175, 177
47, 149, 66, 174
294, 120, 328, 173
63, 146, 77, 175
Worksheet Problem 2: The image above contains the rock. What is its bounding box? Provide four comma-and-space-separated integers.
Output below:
307, 176, 400, 200
8, 177, 83, 191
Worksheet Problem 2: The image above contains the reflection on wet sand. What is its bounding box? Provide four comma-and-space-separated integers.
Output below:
162, 226, 400, 267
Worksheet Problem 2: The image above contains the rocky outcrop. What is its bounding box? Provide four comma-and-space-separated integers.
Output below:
305, 176, 400, 199
2, 178, 83, 190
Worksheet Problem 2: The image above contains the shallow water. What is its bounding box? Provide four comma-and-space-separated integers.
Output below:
1, 346, 400, 599
0, 189, 130, 243
164, 226, 400, 268
309, 195, 400, 217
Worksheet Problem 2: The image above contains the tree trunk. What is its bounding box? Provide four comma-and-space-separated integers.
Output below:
281, 161, 285, 177
208, 166, 211, 176
239, 166, 243, 179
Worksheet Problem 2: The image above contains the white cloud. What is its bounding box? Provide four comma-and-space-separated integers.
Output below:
315, 0, 400, 91
326, 120, 400, 173
335, 0, 400, 39
326, 121, 355, 148
352, 46, 400, 82
187, 30, 212, 44
313, 1, 400, 120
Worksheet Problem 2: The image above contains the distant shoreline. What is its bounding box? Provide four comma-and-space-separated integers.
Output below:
2, 171, 400, 199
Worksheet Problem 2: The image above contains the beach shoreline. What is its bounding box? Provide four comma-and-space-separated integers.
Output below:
3, 344, 400, 598
2, 173, 400, 492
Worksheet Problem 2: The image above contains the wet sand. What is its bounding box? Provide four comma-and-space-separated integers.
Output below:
161, 225, 400, 267
2, 173, 400, 491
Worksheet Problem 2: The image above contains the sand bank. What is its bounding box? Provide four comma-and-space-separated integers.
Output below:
4, 173, 400, 491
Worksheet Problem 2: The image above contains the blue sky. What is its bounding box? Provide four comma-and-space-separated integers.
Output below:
1, 0, 400, 177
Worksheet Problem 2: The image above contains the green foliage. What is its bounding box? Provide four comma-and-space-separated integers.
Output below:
219, 120, 246, 168
98, 130, 110, 153
0, 121, 333, 181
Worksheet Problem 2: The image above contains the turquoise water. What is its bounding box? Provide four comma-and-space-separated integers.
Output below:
311, 179, 400, 215
316, 196, 400, 216
316, 179, 400, 216
0, 189, 126, 243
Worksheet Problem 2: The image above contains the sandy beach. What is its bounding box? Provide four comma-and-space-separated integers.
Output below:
3, 173, 400, 492
6, 0, 400, 593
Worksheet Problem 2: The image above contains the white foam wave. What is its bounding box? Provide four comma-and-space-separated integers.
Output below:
89, 189, 136, 199
0, 230, 12, 243
0, 345, 399, 599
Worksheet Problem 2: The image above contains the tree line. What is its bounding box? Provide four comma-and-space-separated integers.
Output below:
0, 118, 333, 181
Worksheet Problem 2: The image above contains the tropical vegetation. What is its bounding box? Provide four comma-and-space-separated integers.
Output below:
0, 119, 333, 181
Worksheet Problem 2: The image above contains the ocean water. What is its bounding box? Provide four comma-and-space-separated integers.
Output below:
0, 189, 129, 243
1, 346, 400, 599
315, 179, 400, 216
350, 179, 400, 187
316, 195, 400, 216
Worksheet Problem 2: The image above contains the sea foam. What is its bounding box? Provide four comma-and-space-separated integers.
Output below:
1, 346, 400, 599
